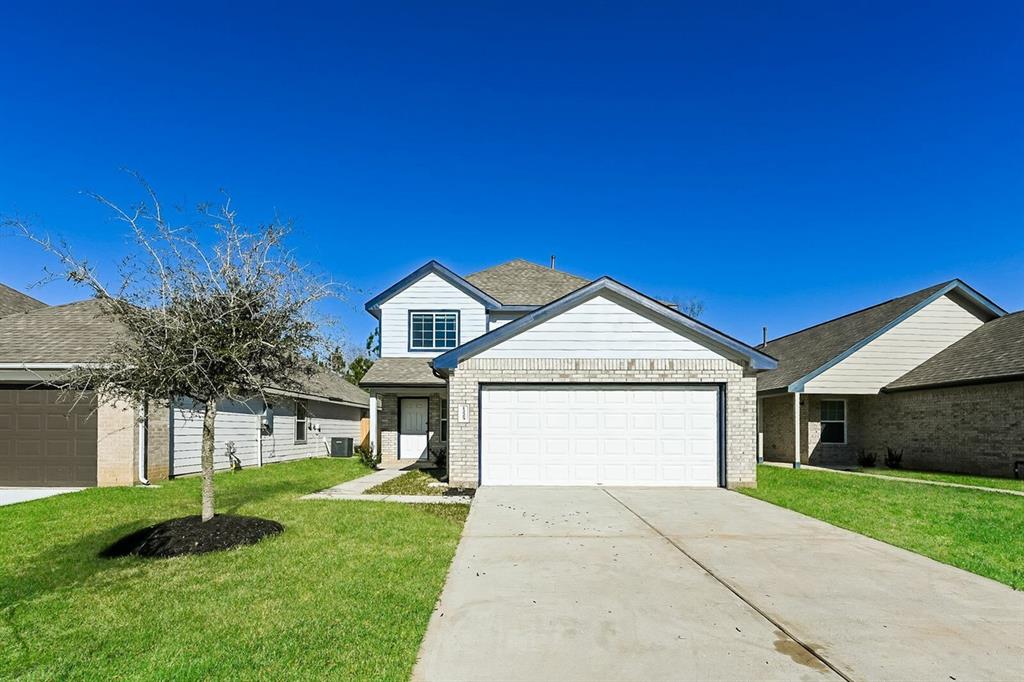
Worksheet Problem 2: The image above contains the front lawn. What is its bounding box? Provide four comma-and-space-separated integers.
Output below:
854, 467, 1024, 492
0, 459, 468, 680
741, 465, 1024, 589
367, 469, 446, 496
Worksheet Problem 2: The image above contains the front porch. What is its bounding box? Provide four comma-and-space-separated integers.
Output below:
372, 390, 448, 465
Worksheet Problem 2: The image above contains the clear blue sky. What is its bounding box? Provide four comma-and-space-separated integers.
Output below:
1, 2, 1021, 351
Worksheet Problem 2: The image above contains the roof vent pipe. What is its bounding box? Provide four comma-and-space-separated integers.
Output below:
550, 255, 556, 270
762, 326, 768, 347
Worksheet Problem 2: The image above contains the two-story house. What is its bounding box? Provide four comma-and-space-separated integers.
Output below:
359, 259, 776, 489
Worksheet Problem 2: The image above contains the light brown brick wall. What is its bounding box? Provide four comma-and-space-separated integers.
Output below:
760, 381, 1024, 476
447, 358, 758, 489
145, 400, 171, 482
861, 381, 1024, 477
95, 398, 137, 486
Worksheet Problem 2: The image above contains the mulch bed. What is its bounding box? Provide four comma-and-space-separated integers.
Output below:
100, 515, 284, 559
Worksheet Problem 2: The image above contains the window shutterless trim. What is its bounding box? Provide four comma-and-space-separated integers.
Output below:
408, 309, 461, 352
819, 398, 846, 445
294, 398, 308, 444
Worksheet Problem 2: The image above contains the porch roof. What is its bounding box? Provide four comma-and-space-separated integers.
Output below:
359, 357, 446, 388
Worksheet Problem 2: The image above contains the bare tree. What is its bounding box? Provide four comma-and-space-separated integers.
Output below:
671, 295, 705, 319
5, 173, 340, 522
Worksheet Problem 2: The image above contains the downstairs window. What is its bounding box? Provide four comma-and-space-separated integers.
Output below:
820, 400, 846, 444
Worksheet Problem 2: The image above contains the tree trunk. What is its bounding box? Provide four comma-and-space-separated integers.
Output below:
201, 397, 217, 522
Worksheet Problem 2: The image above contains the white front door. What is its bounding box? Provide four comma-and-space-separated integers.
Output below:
480, 385, 719, 486
399, 398, 429, 460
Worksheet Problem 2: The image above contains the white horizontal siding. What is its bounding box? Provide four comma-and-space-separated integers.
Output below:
476, 295, 726, 360
171, 398, 261, 476
804, 294, 985, 394
261, 397, 364, 463
380, 273, 487, 358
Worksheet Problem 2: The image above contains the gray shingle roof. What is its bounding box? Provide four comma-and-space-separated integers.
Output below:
269, 366, 369, 406
465, 259, 590, 306
359, 357, 446, 387
0, 298, 119, 364
757, 282, 952, 393
885, 311, 1024, 391
0, 297, 368, 405
0, 283, 47, 318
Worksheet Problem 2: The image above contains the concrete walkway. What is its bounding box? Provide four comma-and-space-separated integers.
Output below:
414, 486, 1023, 682
763, 461, 1024, 496
303, 468, 472, 505
0, 487, 83, 507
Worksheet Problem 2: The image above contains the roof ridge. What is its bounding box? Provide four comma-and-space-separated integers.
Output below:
466, 258, 590, 282
761, 280, 955, 347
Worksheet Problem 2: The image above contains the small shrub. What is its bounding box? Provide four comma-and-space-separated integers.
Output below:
355, 443, 380, 470
857, 449, 877, 468
885, 446, 904, 469
429, 446, 447, 472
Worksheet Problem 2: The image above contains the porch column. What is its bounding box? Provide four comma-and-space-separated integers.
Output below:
756, 396, 764, 464
369, 393, 378, 455
793, 391, 801, 469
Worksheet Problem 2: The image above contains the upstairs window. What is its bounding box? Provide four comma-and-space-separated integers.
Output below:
410, 311, 459, 350
820, 400, 846, 444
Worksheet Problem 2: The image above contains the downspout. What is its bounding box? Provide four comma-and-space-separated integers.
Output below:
137, 402, 151, 486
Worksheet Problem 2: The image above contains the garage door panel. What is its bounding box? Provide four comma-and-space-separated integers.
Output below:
0, 389, 98, 486
481, 385, 719, 487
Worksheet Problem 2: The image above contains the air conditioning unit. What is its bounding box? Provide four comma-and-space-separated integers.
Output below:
330, 437, 354, 458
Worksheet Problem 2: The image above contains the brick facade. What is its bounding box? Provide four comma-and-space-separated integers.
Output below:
446, 358, 758, 489
95, 398, 137, 486
761, 380, 1024, 477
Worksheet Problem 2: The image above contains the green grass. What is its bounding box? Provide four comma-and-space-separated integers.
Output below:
741, 465, 1024, 590
854, 467, 1024, 492
0, 459, 468, 680
366, 470, 446, 496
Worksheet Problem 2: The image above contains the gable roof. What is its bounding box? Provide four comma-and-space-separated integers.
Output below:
364, 261, 501, 317
0, 283, 47, 318
885, 311, 1024, 391
757, 280, 1006, 393
465, 259, 590, 306
432, 277, 777, 371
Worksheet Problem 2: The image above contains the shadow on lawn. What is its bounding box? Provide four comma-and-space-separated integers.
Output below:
0, 521, 149, 609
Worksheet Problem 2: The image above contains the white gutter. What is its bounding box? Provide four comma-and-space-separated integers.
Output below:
137, 402, 150, 486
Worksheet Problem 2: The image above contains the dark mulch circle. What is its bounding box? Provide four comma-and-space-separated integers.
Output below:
100, 515, 284, 559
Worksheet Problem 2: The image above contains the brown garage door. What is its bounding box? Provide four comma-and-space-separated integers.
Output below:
0, 389, 97, 486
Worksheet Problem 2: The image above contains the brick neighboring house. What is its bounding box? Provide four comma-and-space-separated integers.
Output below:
757, 280, 1023, 478
0, 291, 368, 487
360, 259, 776, 489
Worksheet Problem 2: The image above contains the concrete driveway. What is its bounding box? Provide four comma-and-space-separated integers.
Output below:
413, 486, 1024, 682
0, 487, 83, 507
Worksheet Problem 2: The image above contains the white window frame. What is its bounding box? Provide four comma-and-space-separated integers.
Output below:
819, 399, 846, 445
409, 311, 459, 351
440, 397, 448, 443
295, 399, 308, 444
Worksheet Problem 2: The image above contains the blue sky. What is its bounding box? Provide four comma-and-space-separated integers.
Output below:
1, 2, 1021, 351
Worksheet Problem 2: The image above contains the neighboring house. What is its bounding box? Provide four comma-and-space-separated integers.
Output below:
757, 280, 1022, 477
360, 259, 776, 488
0, 292, 369, 487
0, 283, 46, 317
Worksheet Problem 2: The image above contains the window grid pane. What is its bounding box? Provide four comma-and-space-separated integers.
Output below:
411, 312, 458, 349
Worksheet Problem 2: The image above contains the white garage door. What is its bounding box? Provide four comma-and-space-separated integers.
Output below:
480, 385, 719, 486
